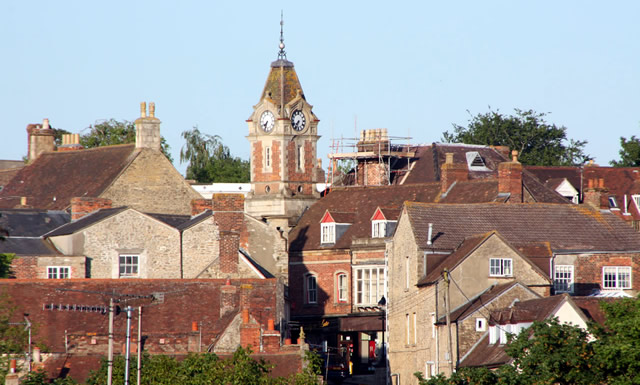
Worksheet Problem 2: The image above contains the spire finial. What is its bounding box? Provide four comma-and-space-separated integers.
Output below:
278, 11, 287, 60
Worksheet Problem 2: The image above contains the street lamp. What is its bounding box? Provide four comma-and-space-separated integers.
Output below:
378, 296, 388, 384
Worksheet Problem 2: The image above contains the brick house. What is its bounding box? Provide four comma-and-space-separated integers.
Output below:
0, 278, 305, 383
387, 202, 640, 382
0, 103, 201, 215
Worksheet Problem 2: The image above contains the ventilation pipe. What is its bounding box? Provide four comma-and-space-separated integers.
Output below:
427, 223, 433, 245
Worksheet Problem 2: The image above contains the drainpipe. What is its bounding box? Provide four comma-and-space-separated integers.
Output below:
179, 230, 184, 278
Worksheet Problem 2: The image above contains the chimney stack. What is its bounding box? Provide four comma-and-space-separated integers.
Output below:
71, 197, 113, 220
584, 178, 607, 209
135, 102, 161, 151
27, 119, 55, 162
440, 152, 468, 192
57, 133, 84, 152
498, 150, 523, 203
213, 194, 244, 275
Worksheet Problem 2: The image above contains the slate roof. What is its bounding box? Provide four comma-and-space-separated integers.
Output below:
0, 237, 60, 255
146, 213, 191, 228
405, 202, 640, 253
45, 207, 128, 237
0, 209, 70, 237
0, 144, 138, 210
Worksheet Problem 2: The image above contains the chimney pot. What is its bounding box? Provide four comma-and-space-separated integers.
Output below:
43, 118, 50, 130
242, 309, 250, 324
268, 319, 275, 331
150, 102, 155, 118
9, 359, 16, 373
192, 321, 198, 332
599, 178, 605, 189
445, 153, 454, 164
140, 102, 147, 118
588, 179, 594, 189
511, 150, 518, 162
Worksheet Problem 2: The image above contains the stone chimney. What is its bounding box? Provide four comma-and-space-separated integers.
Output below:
213, 194, 244, 275
27, 119, 55, 162
498, 150, 523, 203
440, 153, 468, 192
57, 133, 83, 152
583, 178, 607, 209
70, 197, 113, 220
134, 102, 161, 151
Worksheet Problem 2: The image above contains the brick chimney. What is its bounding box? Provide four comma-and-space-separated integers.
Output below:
27, 119, 55, 163
584, 178, 607, 209
57, 133, 84, 152
355, 129, 391, 186
71, 197, 113, 220
213, 194, 244, 275
134, 102, 161, 151
191, 198, 212, 216
440, 153, 468, 192
498, 150, 523, 203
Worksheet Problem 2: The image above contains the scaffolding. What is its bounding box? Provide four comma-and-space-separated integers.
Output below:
328, 129, 415, 189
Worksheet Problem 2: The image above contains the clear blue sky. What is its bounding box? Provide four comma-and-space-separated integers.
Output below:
2, 1, 638, 174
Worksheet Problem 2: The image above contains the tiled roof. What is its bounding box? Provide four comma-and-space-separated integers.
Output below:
290, 184, 442, 251
419, 232, 492, 285
525, 166, 582, 193
0, 145, 138, 210
436, 282, 530, 323
0, 209, 70, 237
399, 144, 568, 203
489, 294, 567, 324
405, 202, 640, 252
459, 334, 510, 368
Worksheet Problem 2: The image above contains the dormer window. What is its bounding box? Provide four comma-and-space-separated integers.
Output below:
466, 151, 491, 171
609, 196, 619, 209
372, 220, 387, 238
321, 223, 335, 244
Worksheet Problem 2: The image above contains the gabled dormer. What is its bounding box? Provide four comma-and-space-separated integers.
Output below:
320, 210, 353, 245
370, 207, 398, 238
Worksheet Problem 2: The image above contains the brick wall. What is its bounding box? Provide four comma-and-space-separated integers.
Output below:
440, 162, 468, 192
285, 140, 315, 195
573, 253, 640, 295
190, 199, 212, 216
498, 161, 523, 203
11, 256, 38, 279
252, 141, 282, 184
70, 197, 112, 220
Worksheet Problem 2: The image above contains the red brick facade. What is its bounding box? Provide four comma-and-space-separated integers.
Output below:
573, 253, 640, 295
252, 141, 282, 185
498, 161, 523, 203
70, 197, 113, 220
190, 198, 212, 215
10, 256, 38, 279
286, 140, 315, 195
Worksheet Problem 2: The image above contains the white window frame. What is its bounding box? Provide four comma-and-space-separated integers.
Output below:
475, 317, 486, 332
554, 265, 574, 293
489, 326, 497, 344
337, 273, 348, 303
489, 258, 512, 277
413, 312, 417, 344
265, 146, 271, 169
305, 274, 317, 304
371, 220, 387, 238
119, 254, 139, 278
47, 266, 70, 279
297, 144, 304, 171
321, 223, 335, 244
354, 266, 386, 306
406, 314, 410, 345
425, 362, 436, 378
602, 266, 632, 290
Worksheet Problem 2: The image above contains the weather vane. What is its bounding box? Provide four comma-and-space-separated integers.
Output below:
278, 10, 287, 60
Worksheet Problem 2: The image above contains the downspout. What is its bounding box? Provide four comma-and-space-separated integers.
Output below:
179, 230, 184, 279
435, 281, 440, 374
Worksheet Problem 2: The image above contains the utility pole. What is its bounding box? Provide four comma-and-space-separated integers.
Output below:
137, 306, 142, 385
107, 298, 114, 385
124, 306, 133, 385
443, 269, 454, 374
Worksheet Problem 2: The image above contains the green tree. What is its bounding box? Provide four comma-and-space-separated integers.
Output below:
591, 297, 640, 385
180, 127, 250, 183
80, 119, 173, 163
610, 135, 640, 167
0, 291, 31, 384
443, 108, 589, 166
0, 254, 14, 278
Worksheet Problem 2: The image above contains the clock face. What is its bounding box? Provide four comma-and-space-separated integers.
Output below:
260, 110, 275, 132
291, 110, 306, 131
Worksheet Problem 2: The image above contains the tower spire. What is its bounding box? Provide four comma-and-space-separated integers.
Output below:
278, 11, 287, 60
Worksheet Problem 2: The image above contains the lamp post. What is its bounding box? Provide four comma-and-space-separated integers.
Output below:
378, 296, 388, 384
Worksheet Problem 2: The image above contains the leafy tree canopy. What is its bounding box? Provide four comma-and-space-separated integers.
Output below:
610, 135, 640, 167
443, 108, 589, 166
79, 119, 173, 163
180, 127, 250, 183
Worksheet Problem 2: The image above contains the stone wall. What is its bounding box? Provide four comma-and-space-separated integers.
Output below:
182, 216, 219, 278
101, 148, 201, 215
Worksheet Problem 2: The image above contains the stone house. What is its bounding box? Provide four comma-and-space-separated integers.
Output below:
459, 294, 591, 369
387, 201, 640, 383
0, 103, 201, 215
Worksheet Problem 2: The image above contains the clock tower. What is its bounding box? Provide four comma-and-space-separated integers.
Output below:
245, 22, 321, 230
